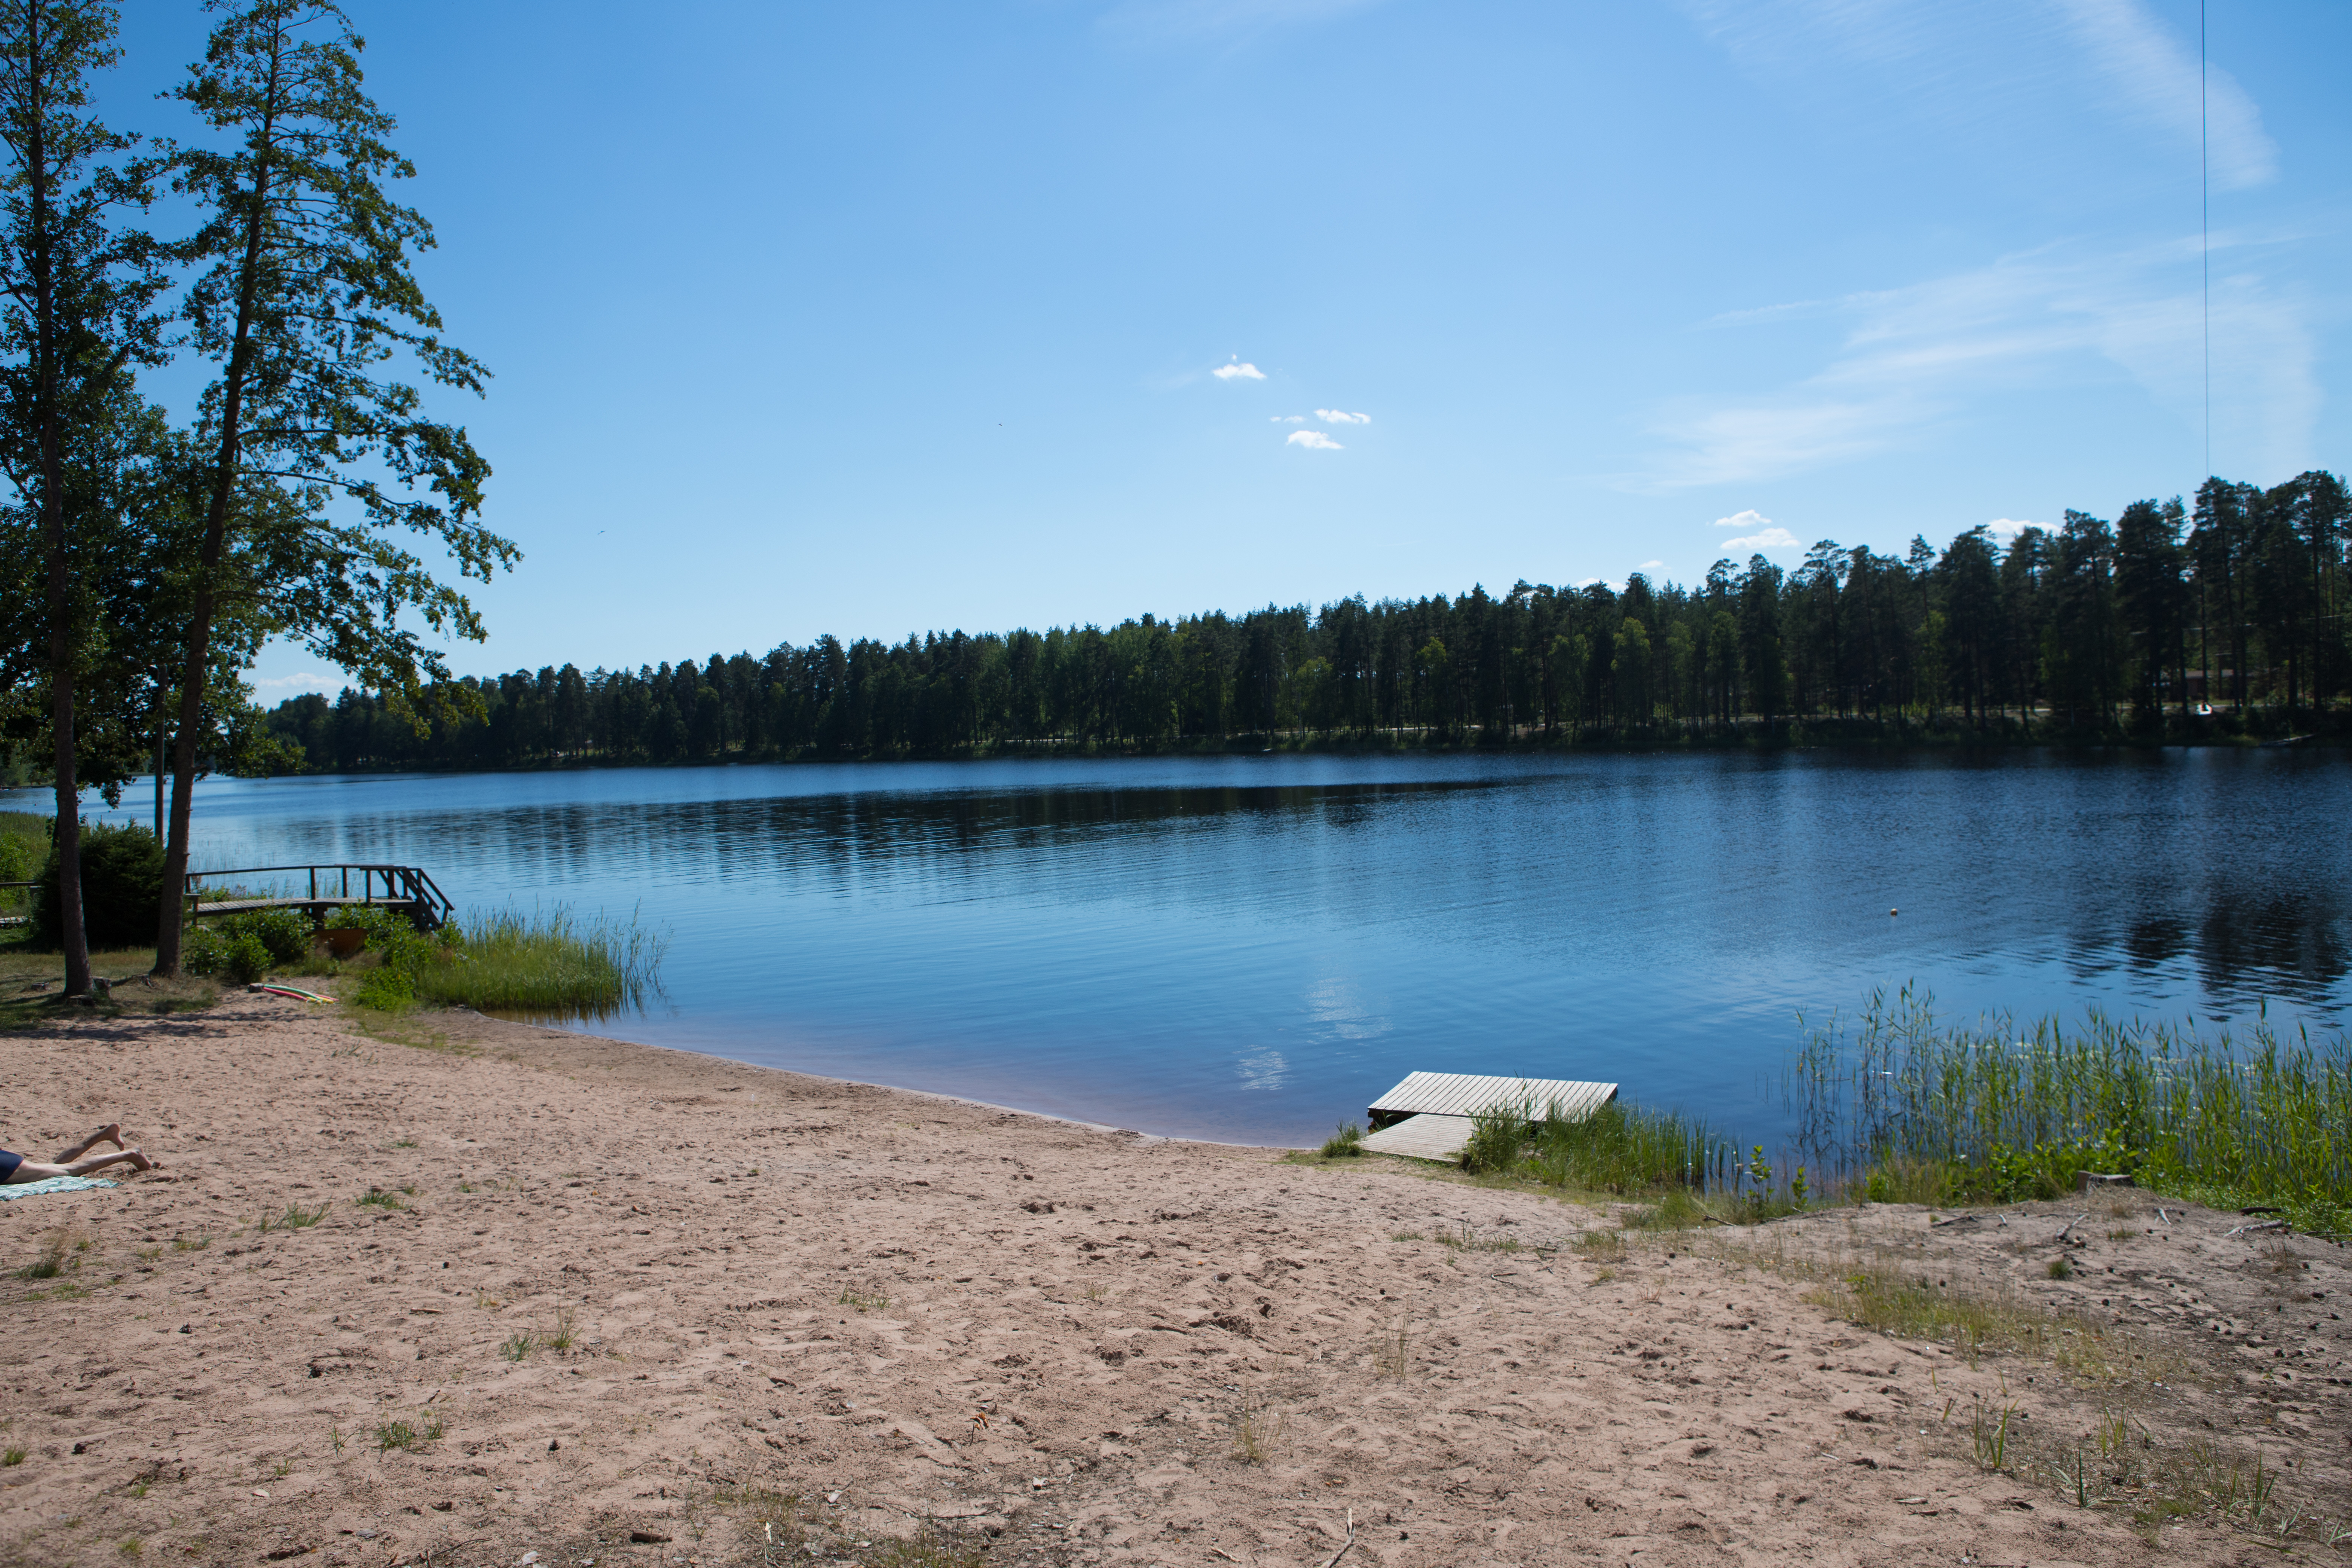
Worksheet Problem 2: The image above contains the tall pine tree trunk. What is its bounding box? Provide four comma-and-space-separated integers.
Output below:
152, 140, 271, 977
23, 3, 90, 996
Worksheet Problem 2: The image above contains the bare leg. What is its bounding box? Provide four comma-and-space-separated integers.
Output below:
52, 1124, 124, 1162
4, 1148, 152, 1183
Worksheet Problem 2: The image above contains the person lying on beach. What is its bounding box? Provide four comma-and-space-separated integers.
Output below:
1, 1124, 154, 1184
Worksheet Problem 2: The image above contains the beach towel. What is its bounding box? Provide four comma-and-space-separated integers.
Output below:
0, 1176, 117, 1201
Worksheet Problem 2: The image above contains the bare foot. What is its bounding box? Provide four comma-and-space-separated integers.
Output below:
54, 1124, 125, 1162
125, 1150, 153, 1173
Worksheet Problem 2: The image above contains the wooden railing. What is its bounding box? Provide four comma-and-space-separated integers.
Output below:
184, 864, 455, 930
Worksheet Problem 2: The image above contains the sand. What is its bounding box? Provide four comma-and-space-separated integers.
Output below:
2, 994, 2346, 1567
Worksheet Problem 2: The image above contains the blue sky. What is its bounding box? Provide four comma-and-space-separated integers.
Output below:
110, 1, 2352, 691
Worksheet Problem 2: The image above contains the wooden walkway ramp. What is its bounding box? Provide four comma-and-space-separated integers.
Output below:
1358, 1071, 1618, 1162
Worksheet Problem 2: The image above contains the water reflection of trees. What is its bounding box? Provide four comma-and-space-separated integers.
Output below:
2113, 896, 2348, 1005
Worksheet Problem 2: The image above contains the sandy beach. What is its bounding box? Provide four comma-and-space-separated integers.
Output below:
2, 994, 2346, 1567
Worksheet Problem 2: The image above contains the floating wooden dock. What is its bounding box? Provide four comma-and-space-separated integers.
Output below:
1358, 1071, 1618, 1162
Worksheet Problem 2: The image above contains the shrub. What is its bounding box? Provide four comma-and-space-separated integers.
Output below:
31, 822, 165, 949
184, 908, 314, 979
220, 931, 271, 985
354, 963, 417, 1012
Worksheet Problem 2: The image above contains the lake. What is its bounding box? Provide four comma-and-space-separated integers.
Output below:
19, 748, 2350, 1149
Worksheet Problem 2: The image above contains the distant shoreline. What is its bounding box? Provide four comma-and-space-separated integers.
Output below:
175, 710, 2352, 784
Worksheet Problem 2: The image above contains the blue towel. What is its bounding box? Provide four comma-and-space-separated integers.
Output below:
0, 1176, 117, 1201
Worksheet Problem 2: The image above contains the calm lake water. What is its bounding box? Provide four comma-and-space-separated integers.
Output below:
21, 749, 2351, 1148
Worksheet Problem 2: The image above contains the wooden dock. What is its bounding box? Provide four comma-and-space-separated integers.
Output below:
1358, 1071, 1619, 1162
184, 864, 454, 931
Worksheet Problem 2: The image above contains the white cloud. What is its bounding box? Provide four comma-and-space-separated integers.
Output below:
1213, 357, 1265, 381
1286, 430, 1344, 450
1986, 518, 2043, 542
1316, 409, 1370, 425
1714, 508, 1770, 531
251, 672, 342, 693
1269, 414, 1305, 423
1721, 525, 1801, 553
1637, 232, 2320, 487
2052, 0, 2276, 189
1637, 560, 1664, 570
1680, 0, 2275, 190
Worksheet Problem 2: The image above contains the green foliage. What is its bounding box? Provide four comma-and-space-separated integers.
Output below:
31, 822, 164, 949
1792, 986, 2352, 1230
1318, 1122, 1364, 1158
340, 904, 663, 1020
183, 906, 315, 980
1464, 1096, 1733, 1198
352, 962, 416, 1013
0, 811, 40, 884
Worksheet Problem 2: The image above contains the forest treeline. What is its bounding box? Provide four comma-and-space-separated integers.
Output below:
262, 471, 2349, 773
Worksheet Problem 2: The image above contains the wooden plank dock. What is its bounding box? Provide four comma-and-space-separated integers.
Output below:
184, 864, 454, 931
1358, 1071, 1619, 1162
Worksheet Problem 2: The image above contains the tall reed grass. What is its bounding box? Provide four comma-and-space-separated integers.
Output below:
1461, 1096, 1736, 1196
358, 905, 666, 1020
1790, 985, 2350, 1227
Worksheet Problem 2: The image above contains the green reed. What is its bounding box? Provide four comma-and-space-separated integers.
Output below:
1790, 985, 2350, 1226
399, 905, 667, 1020
1463, 1096, 1735, 1196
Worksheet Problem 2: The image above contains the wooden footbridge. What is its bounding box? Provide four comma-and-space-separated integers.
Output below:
185, 864, 453, 931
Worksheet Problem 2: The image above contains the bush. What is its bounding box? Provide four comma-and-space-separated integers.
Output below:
31, 822, 165, 950
354, 963, 416, 1012
183, 908, 315, 978
220, 931, 271, 985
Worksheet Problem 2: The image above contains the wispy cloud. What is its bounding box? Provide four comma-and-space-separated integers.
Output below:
1637, 233, 2318, 488
1637, 559, 1664, 571
1679, 0, 2275, 189
1269, 414, 1305, 423
251, 672, 342, 693
1986, 518, 2043, 542
1213, 357, 1266, 381
1286, 429, 1344, 450
1720, 525, 1801, 553
1316, 409, 1370, 425
2052, 0, 2275, 188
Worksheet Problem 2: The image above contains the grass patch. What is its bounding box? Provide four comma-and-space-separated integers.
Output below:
14, 1227, 74, 1280
371, 1409, 444, 1453
355, 1188, 404, 1211
838, 1287, 889, 1313
1319, 1122, 1364, 1158
0, 929, 218, 1026
1573, 1228, 1628, 1263
1804, 1265, 2179, 1383
3, 1446, 25, 1466
351, 904, 667, 1021
1792, 986, 2352, 1232
1230, 1390, 1283, 1465
258, 1202, 328, 1233
500, 1329, 538, 1363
